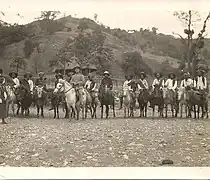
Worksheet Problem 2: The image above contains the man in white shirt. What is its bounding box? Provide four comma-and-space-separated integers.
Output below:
194, 69, 207, 91
122, 75, 132, 97
180, 72, 194, 90
9, 71, 20, 89
152, 72, 164, 90
165, 73, 177, 91
27, 73, 34, 95
137, 72, 149, 90
84, 73, 97, 92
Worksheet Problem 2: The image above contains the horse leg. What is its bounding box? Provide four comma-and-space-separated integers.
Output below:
124, 105, 126, 118
53, 106, 56, 119
171, 104, 174, 117
101, 105, 103, 119
41, 106, 44, 118
57, 105, 59, 119
113, 102, 116, 118
194, 105, 197, 119
106, 105, 109, 119
205, 103, 209, 119
180, 104, 183, 118
152, 106, 155, 117
145, 103, 147, 117
64, 102, 69, 119
165, 105, 168, 118
37, 106, 39, 118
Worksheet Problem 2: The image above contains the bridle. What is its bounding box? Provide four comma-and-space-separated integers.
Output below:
56, 81, 73, 94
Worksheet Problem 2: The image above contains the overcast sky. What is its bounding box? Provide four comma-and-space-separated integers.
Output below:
1, 0, 210, 37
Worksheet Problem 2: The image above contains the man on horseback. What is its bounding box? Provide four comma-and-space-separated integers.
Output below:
85, 73, 97, 93
122, 75, 132, 97
35, 72, 47, 91
9, 71, 20, 90
194, 69, 208, 91
137, 72, 149, 90
20, 72, 32, 95
67, 71, 74, 83
100, 71, 113, 90
164, 72, 178, 101
0, 75, 8, 124
180, 72, 194, 90
70, 65, 85, 102
152, 72, 164, 90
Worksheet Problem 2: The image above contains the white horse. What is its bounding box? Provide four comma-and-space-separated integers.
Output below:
53, 79, 77, 121
5, 85, 16, 116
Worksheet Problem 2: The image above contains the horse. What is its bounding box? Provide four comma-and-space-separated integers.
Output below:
34, 85, 46, 118
99, 85, 115, 119
83, 89, 93, 119
149, 85, 164, 118
15, 85, 33, 116
177, 87, 189, 118
186, 89, 208, 119
5, 85, 16, 116
54, 79, 77, 121
123, 89, 134, 118
137, 88, 150, 117
91, 89, 100, 118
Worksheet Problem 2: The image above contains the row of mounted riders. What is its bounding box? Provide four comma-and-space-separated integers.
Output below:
2, 69, 210, 120
118, 71, 209, 119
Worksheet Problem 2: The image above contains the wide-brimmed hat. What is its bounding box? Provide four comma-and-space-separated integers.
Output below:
104, 71, 110, 75
168, 72, 176, 78
184, 72, 190, 76
154, 72, 162, 77
38, 72, 45, 76
9, 71, 18, 77
73, 65, 81, 70
24, 72, 32, 78
55, 73, 63, 79
139, 71, 146, 78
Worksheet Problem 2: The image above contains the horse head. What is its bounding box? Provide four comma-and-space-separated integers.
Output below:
35, 86, 45, 99
15, 86, 27, 101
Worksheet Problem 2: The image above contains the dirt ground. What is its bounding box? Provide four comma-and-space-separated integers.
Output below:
1, 107, 210, 167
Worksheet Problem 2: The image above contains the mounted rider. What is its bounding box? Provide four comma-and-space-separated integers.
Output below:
122, 75, 132, 97
194, 69, 208, 99
20, 72, 32, 95
164, 72, 178, 100
67, 71, 74, 83
9, 71, 20, 90
35, 72, 47, 91
137, 72, 149, 91
180, 72, 194, 90
100, 71, 113, 90
152, 72, 164, 90
84, 73, 97, 94
70, 64, 85, 102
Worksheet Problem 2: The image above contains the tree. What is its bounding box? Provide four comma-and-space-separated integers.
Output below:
121, 51, 152, 77
77, 19, 89, 32
10, 56, 27, 73
35, 11, 63, 34
173, 10, 210, 77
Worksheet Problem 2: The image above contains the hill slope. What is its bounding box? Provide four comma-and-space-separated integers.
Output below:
0, 15, 209, 77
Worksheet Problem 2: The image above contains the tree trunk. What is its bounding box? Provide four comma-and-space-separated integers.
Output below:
187, 10, 192, 73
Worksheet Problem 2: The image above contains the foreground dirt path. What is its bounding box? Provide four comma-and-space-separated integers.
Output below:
1, 114, 210, 167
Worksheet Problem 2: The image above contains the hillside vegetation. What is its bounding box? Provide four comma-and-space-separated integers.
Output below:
0, 13, 210, 77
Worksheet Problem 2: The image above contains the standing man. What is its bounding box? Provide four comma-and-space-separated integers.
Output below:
0, 74, 8, 124
70, 65, 85, 102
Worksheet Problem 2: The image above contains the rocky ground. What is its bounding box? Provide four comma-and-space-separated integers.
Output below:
0, 108, 210, 167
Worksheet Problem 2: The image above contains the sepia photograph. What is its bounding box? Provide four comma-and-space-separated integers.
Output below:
0, 0, 210, 175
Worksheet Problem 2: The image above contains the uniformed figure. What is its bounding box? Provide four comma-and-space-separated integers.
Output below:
180, 72, 194, 90
0, 75, 8, 124
70, 65, 85, 102
194, 69, 208, 91
35, 72, 47, 91
152, 72, 164, 90
84, 73, 97, 93
9, 71, 20, 89
137, 72, 149, 90
99, 71, 113, 90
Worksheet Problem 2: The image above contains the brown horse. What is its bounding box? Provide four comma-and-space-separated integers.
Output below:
137, 89, 150, 117
99, 85, 115, 119
149, 85, 164, 118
